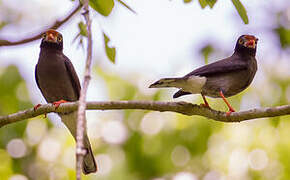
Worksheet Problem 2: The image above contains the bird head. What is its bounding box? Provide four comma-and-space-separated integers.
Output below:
40, 29, 63, 51
235, 35, 258, 56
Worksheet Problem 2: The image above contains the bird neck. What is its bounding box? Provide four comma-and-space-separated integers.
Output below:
39, 45, 64, 59
234, 45, 256, 57
40, 40, 63, 51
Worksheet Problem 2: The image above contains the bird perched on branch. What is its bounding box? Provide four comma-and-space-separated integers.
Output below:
35, 29, 97, 174
149, 35, 258, 115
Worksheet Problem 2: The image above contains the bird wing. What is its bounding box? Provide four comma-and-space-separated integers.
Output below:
63, 55, 81, 99
185, 57, 248, 78
35, 64, 42, 92
173, 90, 191, 98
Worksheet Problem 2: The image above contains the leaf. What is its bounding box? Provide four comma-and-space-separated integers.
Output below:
274, 25, 290, 48
183, 0, 192, 3
0, 22, 7, 30
206, 0, 217, 8
78, 22, 87, 37
200, 44, 214, 64
198, 0, 207, 9
231, 0, 249, 24
103, 32, 116, 63
89, 0, 114, 16
117, 0, 137, 14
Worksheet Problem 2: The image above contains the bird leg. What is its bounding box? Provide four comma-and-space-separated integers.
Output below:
200, 94, 210, 108
53, 100, 68, 109
219, 91, 235, 115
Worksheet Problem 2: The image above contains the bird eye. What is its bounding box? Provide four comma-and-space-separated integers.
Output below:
57, 36, 62, 42
238, 39, 243, 44
42, 33, 47, 39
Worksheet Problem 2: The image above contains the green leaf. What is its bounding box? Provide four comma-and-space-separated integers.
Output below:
0, 21, 7, 30
89, 0, 114, 16
183, 0, 192, 3
78, 22, 87, 37
103, 32, 116, 63
199, 0, 207, 8
117, 0, 137, 14
275, 26, 290, 48
231, 0, 249, 24
206, 0, 217, 8
200, 44, 214, 64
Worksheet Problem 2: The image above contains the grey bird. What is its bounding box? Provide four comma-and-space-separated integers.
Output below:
35, 29, 97, 174
149, 35, 258, 115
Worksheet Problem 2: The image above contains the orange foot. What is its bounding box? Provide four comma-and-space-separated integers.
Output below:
34, 104, 42, 111
33, 104, 47, 118
200, 103, 210, 108
226, 108, 235, 116
53, 100, 68, 109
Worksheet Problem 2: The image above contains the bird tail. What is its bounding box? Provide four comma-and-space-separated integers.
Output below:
149, 78, 183, 88
60, 112, 97, 174
82, 134, 97, 174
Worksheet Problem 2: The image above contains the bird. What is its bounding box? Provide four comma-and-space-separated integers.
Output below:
35, 29, 97, 174
149, 35, 258, 115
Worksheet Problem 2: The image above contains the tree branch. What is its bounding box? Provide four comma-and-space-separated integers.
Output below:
0, 3, 82, 47
76, 0, 92, 179
0, 101, 289, 128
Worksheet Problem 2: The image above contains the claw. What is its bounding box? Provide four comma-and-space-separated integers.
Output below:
34, 104, 42, 111
53, 100, 68, 109
33, 104, 47, 118
200, 103, 210, 108
226, 109, 235, 116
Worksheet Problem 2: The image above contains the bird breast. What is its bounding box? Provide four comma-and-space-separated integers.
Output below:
36, 54, 78, 102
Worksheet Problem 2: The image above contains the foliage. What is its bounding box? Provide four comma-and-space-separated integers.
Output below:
89, 0, 114, 17
103, 32, 116, 64
183, 0, 248, 24
231, 0, 249, 24
200, 44, 214, 64
275, 25, 290, 48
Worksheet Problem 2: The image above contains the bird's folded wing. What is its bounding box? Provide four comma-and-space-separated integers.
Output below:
185, 58, 248, 77
35, 65, 40, 89
63, 55, 81, 99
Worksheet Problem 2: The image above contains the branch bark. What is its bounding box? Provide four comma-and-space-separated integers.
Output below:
0, 101, 289, 128
0, 3, 82, 47
76, 0, 92, 179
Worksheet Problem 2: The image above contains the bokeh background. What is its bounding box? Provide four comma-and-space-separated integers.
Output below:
0, 0, 290, 179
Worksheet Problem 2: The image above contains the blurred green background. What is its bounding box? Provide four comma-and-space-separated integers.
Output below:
0, 0, 289, 180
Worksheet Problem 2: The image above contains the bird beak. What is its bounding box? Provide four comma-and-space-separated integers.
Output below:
245, 39, 256, 48
46, 33, 57, 42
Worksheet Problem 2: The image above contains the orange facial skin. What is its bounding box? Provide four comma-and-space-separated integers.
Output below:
44, 29, 59, 42
243, 35, 258, 49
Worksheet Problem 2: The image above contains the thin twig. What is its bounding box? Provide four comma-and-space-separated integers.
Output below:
76, 0, 92, 179
0, 3, 82, 47
0, 101, 289, 128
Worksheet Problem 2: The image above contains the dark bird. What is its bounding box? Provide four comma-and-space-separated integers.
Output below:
149, 35, 258, 115
35, 29, 97, 174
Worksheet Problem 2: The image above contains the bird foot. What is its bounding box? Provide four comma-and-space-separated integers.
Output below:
200, 103, 210, 109
33, 104, 47, 118
33, 104, 42, 111
53, 100, 68, 109
226, 108, 235, 116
